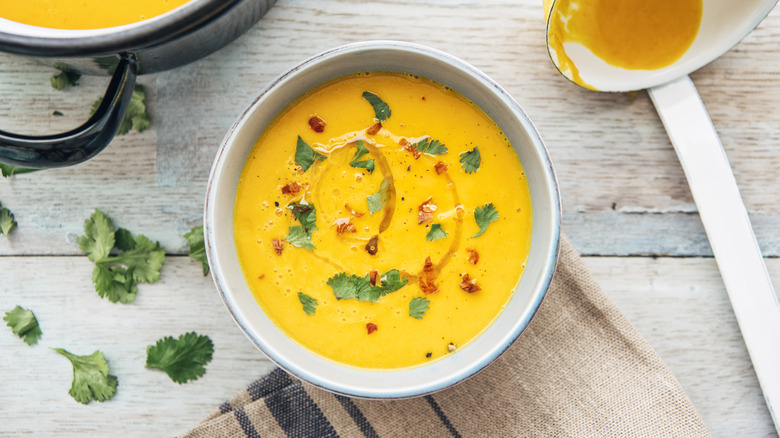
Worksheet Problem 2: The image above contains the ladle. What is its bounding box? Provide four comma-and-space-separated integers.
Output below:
545, 0, 780, 431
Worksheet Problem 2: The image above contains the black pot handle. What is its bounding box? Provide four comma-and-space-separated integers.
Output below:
0, 53, 138, 168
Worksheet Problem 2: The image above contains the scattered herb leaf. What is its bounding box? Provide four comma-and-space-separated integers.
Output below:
50, 63, 81, 90
294, 136, 326, 171
327, 269, 408, 303
459, 146, 481, 174
367, 178, 391, 215
472, 203, 499, 238
349, 140, 375, 173
53, 110, 64, 116
288, 202, 317, 233
426, 223, 448, 241
77, 209, 166, 303
4, 305, 42, 345
91, 84, 150, 135
414, 138, 448, 155
0, 164, 41, 178
184, 226, 209, 275
52, 348, 118, 404
362, 91, 391, 122
145, 332, 214, 384
297, 292, 318, 315
0, 202, 17, 236
409, 297, 431, 320
285, 226, 316, 250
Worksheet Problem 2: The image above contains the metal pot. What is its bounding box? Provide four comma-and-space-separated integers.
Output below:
0, 0, 276, 168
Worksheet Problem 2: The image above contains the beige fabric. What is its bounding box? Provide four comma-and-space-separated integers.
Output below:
184, 235, 710, 437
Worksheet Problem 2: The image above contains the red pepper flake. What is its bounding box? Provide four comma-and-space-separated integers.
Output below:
467, 248, 480, 265
369, 270, 378, 286
308, 115, 326, 133
334, 218, 356, 235
418, 197, 436, 224
423, 256, 435, 274
420, 277, 439, 294
459, 274, 481, 293
365, 235, 379, 255
258, 274, 265, 280
434, 161, 449, 175
420, 256, 439, 294
272, 239, 284, 256
366, 122, 382, 135
366, 322, 378, 334
345, 202, 365, 218
281, 181, 301, 195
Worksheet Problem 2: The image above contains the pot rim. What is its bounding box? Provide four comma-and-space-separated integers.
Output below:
0, 0, 241, 57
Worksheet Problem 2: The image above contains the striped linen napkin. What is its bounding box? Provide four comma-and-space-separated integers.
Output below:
183, 235, 710, 437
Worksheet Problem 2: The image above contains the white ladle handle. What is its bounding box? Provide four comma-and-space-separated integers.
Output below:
649, 75, 780, 433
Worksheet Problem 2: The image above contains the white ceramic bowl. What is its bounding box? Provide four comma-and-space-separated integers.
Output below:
205, 41, 561, 399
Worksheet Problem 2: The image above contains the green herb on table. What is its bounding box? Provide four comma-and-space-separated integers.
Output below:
298, 292, 318, 315
0, 164, 41, 178
145, 332, 214, 384
362, 91, 391, 122
472, 203, 499, 238
349, 140, 375, 173
367, 178, 391, 215
459, 146, 481, 174
285, 202, 317, 250
77, 209, 166, 304
91, 84, 150, 135
0, 202, 17, 237
50, 63, 81, 90
52, 348, 118, 404
294, 135, 327, 172
327, 269, 408, 303
53, 110, 64, 116
184, 225, 209, 276
414, 138, 448, 155
409, 297, 430, 320
4, 305, 42, 345
426, 223, 448, 241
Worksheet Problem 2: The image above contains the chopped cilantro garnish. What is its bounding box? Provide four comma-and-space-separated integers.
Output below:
327, 269, 408, 303
285, 202, 317, 250
349, 140, 375, 173
459, 146, 481, 174
414, 138, 448, 155
409, 297, 430, 320
91, 84, 150, 135
367, 178, 391, 215
297, 292, 318, 315
286, 226, 316, 250
294, 135, 327, 171
77, 209, 166, 304
146, 332, 214, 384
52, 348, 118, 404
50, 63, 81, 90
362, 91, 391, 122
0, 164, 41, 178
184, 226, 209, 276
472, 203, 499, 238
426, 223, 448, 241
0, 202, 16, 236
4, 305, 42, 345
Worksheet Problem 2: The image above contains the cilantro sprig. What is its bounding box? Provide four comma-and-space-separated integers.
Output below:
91, 84, 150, 135
414, 138, 448, 155
146, 332, 214, 384
0, 164, 41, 178
50, 63, 81, 90
426, 223, 448, 241
349, 140, 375, 173
184, 226, 209, 275
285, 202, 317, 250
4, 305, 42, 345
367, 178, 391, 215
298, 292, 318, 315
472, 203, 499, 238
327, 269, 409, 303
295, 136, 327, 172
409, 297, 430, 320
77, 210, 166, 304
362, 91, 391, 122
52, 348, 118, 404
459, 146, 481, 174
0, 202, 16, 236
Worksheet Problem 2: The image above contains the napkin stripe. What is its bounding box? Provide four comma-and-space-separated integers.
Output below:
425, 395, 462, 438
234, 407, 261, 438
248, 368, 294, 401
335, 395, 379, 438
265, 382, 338, 437
219, 401, 232, 414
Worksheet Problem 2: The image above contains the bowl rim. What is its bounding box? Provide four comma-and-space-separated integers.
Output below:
205, 40, 562, 399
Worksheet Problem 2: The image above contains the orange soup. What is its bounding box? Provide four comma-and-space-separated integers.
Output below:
0, 0, 190, 29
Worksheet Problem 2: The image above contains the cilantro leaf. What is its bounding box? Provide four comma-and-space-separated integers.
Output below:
349, 140, 375, 173
288, 202, 317, 233
50, 63, 81, 90
294, 136, 327, 172
77, 210, 166, 303
0, 164, 41, 178
286, 226, 316, 250
4, 305, 42, 345
91, 84, 150, 135
409, 297, 430, 320
368, 269, 409, 299
414, 138, 448, 155
184, 226, 209, 276
327, 272, 371, 300
146, 332, 214, 384
426, 223, 448, 241
362, 91, 391, 122
297, 292, 318, 315
472, 203, 499, 238
367, 178, 391, 215
0, 203, 17, 237
52, 348, 118, 404
459, 146, 481, 174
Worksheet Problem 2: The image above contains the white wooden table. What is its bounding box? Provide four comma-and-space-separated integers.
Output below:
1, 1, 779, 436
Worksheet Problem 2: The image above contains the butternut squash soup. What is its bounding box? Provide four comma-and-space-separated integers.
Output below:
233, 71, 533, 369
0, 0, 190, 29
